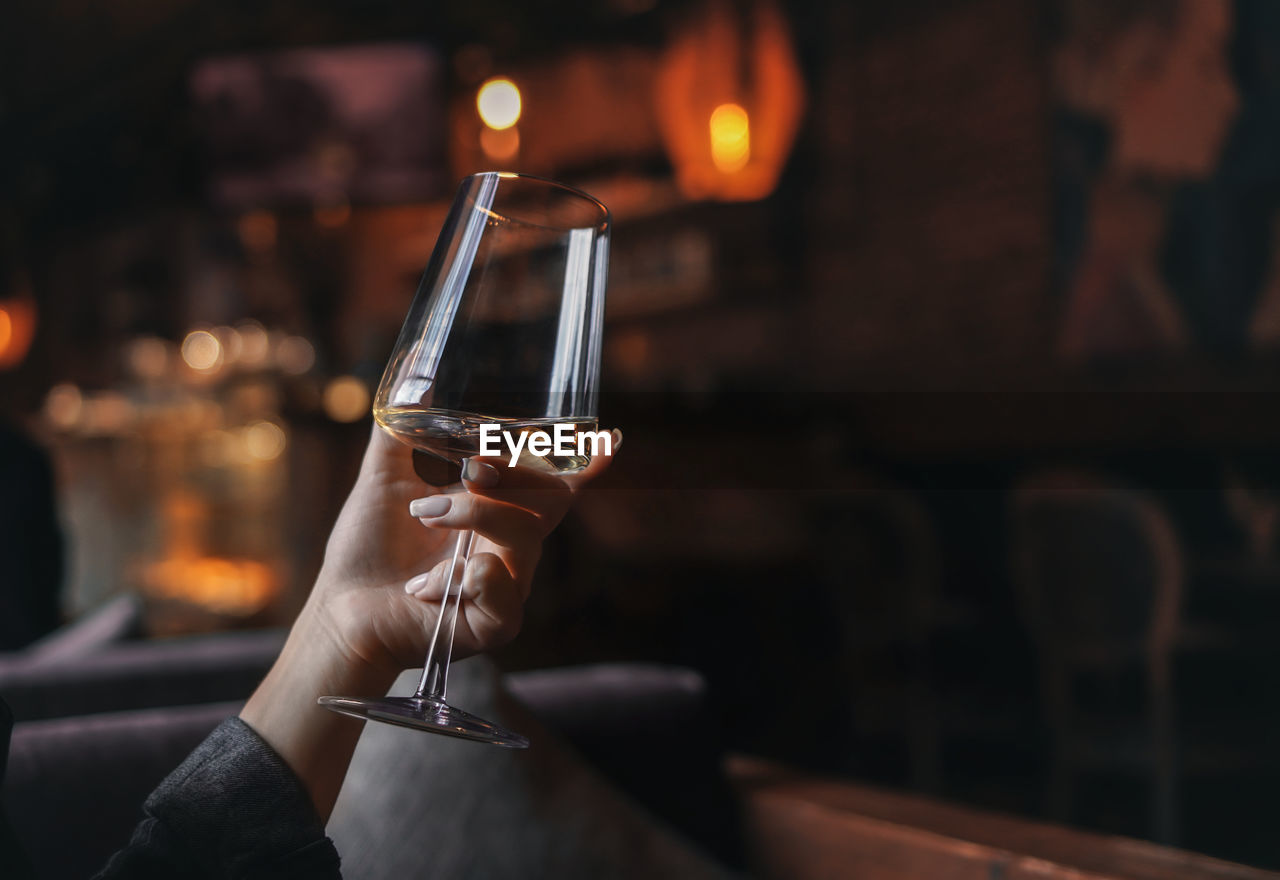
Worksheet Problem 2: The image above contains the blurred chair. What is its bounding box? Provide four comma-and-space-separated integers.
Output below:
1010, 470, 1182, 844
813, 471, 946, 792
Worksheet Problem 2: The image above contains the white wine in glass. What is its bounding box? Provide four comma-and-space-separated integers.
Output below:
319, 172, 609, 746
375, 408, 600, 474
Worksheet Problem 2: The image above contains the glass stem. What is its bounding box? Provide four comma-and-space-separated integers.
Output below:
414, 528, 474, 703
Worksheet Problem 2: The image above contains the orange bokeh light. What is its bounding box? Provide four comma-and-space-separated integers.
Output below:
709, 103, 751, 173
0, 309, 12, 357
142, 556, 278, 616
655, 0, 806, 201
476, 78, 522, 130
0, 295, 37, 370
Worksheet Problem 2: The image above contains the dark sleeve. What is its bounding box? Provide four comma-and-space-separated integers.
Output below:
93, 718, 341, 879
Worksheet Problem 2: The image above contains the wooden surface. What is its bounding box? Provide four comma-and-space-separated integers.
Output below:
728, 756, 1279, 880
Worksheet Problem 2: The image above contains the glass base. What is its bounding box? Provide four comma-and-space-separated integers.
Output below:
318, 695, 530, 748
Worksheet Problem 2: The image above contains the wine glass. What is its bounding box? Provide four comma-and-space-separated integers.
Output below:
319, 172, 610, 747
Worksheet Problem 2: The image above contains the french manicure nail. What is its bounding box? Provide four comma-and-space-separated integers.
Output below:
404, 572, 430, 595
463, 457, 501, 488
611, 428, 623, 453
409, 496, 451, 518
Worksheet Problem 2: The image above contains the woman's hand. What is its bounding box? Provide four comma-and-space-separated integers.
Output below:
241, 424, 618, 819
312, 425, 618, 677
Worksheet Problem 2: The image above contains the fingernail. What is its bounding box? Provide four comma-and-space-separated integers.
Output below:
404, 572, 431, 595
409, 496, 451, 518
463, 457, 501, 488
611, 428, 623, 453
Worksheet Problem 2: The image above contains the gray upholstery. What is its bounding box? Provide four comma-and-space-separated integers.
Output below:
5, 701, 241, 880
1, 654, 736, 880
330, 661, 738, 880
0, 628, 285, 722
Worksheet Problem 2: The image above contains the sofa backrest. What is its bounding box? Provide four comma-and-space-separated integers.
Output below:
4, 701, 239, 880
0, 628, 285, 722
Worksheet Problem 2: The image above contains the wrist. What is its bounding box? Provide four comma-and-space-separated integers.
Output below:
276, 601, 400, 700
310, 565, 409, 681
240, 602, 396, 821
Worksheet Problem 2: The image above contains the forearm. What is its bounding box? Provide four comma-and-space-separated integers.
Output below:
239, 591, 398, 823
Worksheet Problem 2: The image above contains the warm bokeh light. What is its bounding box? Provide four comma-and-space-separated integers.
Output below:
236, 321, 270, 368
0, 309, 12, 357
655, 0, 805, 200
275, 335, 316, 375
480, 125, 521, 161
476, 78, 522, 130
44, 383, 84, 430
0, 295, 37, 369
323, 375, 370, 422
142, 556, 278, 616
214, 326, 242, 364
126, 336, 169, 379
82, 392, 135, 435
709, 103, 751, 173
182, 330, 223, 372
244, 420, 287, 461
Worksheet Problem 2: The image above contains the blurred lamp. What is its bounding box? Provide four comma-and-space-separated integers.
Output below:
709, 102, 751, 172
182, 330, 223, 373
0, 278, 37, 370
477, 77, 523, 162
244, 420, 287, 461
323, 375, 370, 422
477, 78, 522, 130
656, 0, 806, 201
44, 383, 83, 430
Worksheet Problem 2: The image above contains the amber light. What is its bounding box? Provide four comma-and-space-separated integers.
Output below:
476, 78, 522, 130
143, 556, 278, 616
322, 375, 370, 423
244, 420, 287, 461
480, 126, 521, 161
709, 103, 751, 173
0, 293, 38, 370
182, 330, 222, 372
655, 0, 806, 202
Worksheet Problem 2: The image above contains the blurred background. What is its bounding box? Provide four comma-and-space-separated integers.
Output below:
2, 0, 1280, 869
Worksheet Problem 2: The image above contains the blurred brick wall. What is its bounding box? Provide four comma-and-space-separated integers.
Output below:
805, 0, 1053, 387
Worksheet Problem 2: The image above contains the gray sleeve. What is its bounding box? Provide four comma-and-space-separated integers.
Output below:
94, 717, 341, 879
